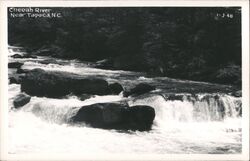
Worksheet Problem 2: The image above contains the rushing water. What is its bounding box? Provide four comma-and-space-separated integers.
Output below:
8, 47, 242, 154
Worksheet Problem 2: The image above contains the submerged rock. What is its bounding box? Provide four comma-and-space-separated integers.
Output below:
8, 62, 23, 68
124, 83, 155, 97
108, 82, 124, 95
16, 68, 29, 74
71, 102, 155, 131
21, 68, 110, 98
13, 93, 31, 109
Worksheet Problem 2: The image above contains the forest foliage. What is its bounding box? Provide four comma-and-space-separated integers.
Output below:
8, 7, 241, 86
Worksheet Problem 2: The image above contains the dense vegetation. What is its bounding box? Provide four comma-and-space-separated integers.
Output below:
8, 7, 241, 86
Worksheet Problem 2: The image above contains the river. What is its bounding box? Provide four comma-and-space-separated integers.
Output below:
8, 47, 242, 154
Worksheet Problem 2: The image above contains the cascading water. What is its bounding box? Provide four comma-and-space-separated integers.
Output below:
128, 94, 241, 131
8, 47, 242, 154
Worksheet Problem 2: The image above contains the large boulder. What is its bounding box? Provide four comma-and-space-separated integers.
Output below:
108, 82, 124, 95
8, 62, 23, 68
124, 83, 155, 97
126, 105, 156, 131
70, 102, 155, 131
13, 93, 31, 109
21, 68, 110, 98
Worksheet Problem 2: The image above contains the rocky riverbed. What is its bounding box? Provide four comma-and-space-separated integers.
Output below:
8, 46, 242, 154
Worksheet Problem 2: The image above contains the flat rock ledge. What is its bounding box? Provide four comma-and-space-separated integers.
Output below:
21, 68, 112, 98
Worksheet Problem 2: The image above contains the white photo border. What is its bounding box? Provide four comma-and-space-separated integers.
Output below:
0, 0, 249, 160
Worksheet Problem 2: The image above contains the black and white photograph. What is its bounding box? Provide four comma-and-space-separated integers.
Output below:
0, 0, 249, 160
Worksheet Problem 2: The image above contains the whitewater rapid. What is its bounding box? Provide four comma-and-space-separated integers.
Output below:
8, 47, 242, 154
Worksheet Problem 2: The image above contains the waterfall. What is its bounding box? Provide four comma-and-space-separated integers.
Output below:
10, 84, 241, 129
11, 91, 241, 126
128, 94, 241, 128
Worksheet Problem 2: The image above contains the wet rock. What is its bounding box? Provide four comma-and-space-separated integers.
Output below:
11, 54, 37, 59
217, 99, 225, 120
13, 93, 31, 109
126, 105, 156, 131
23, 54, 37, 59
235, 99, 242, 117
124, 83, 155, 97
21, 68, 110, 98
231, 90, 242, 97
16, 68, 29, 74
166, 94, 184, 101
108, 82, 124, 95
71, 102, 155, 131
71, 102, 127, 125
239, 107, 242, 117
8, 62, 23, 68
9, 75, 23, 84
214, 94, 220, 100
11, 54, 23, 58
78, 94, 93, 101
